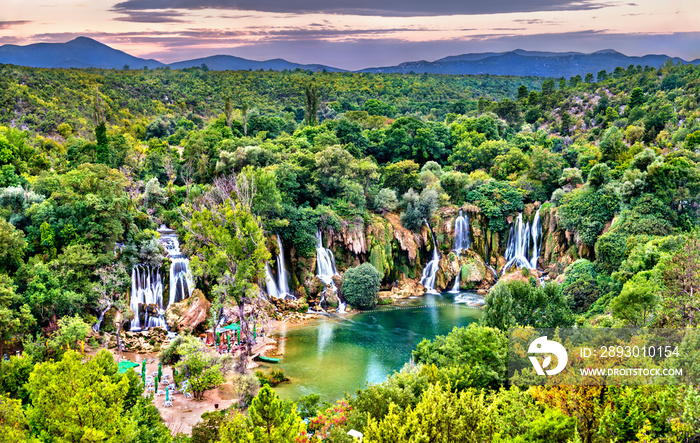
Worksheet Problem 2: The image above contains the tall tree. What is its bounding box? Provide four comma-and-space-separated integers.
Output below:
304, 82, 319, 126
183, 174, 270, 371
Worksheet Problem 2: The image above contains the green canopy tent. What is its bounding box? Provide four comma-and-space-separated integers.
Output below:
219, 323, 240, 333
118, 360, 140, 374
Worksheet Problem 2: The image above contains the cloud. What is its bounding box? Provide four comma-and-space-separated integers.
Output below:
114, 10, 190, 22
111, 0, 620, 17
0, 20, 32, 29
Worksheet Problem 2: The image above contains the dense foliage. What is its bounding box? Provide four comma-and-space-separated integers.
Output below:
340, 263, 381, 309
0, 57, 700, 441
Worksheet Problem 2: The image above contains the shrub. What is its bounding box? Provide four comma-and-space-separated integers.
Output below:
400, 188, 439, 231
341, 263, 381, 309
374, 188, 398, 213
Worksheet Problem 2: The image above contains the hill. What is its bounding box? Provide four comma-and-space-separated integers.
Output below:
0, 37, 164, 69
361, 49, 700, 77
167, 55, 343, 72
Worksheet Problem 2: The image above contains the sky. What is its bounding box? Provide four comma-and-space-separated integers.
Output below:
1, 0, 699, 70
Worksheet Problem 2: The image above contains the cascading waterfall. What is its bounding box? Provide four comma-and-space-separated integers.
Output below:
453, 210, 471, 255
449, 272, 461, 293
276, 237, 291, 296
502, 208, 542, 275
315, 230, 345, 312
265, 263, 281, 299
159, 226, 194, 308
530, 209, 542, 269
265, 236, 292, 299
419, 220, 440, 294
450, 210, 471, 293
130, 226, 194, 330
169, 256, 193, 307
130, 264, 167, 330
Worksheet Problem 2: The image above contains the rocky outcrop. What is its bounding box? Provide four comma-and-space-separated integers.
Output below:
379, 277, 426, 300
436, 250, 496, 291
165, 289, 210, 333
120, 327, 170, 353
499, 268, 541, 284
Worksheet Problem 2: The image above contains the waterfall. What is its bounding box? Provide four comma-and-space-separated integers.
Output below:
502, 208, 542, 275
129, 264, 167, 330
265, 263, 280, 299
129, 225, 194, 330
530, 209, 542, 269
449, 271, 460, 293
158, 226, 194, 308
315, 230, 339, 285
315, 230, 345, 312
453, 210, 471, 255
169, 256, 194, 307
419, 220, 440, 294
265, 237, 293, 299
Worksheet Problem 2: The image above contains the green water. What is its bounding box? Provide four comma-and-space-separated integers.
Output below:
269, 292, 483, 402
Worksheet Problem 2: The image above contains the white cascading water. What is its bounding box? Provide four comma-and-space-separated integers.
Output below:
530, 208, 542, 269
419, 220, 440, 294
130, 264, 167, 329
159, 226, 194, 308
449, 272, 461, 293
130, 226, 194, 330
453, 210, 471, 255
450, 210, 470, 293
265, 237, 293, 299
265, 263, 281, 299
315, 230, 345, 312
502, 208, 542, 275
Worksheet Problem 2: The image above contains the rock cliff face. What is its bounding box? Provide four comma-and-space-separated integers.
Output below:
276, 203, 580, 299
165, 289, 210, 333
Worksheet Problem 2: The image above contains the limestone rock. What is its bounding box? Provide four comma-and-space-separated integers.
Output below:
165, 289, 210, 334
385, 213, 423, 263
388, 277, 426, 299
500, 268, 541, 285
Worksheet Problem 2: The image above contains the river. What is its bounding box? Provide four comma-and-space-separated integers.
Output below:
268, 291, 483, 402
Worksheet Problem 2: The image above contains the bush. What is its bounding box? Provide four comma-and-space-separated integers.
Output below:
374, 188, 398, 213
400, 188, 438, 231
341, 263, 381, 309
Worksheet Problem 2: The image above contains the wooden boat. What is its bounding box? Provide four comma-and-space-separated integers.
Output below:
255, 354, 281, 363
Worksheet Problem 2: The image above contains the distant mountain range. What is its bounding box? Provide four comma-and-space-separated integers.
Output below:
0, 37, 165, 70
1, 37, 698, 77
361, 49, 700, 77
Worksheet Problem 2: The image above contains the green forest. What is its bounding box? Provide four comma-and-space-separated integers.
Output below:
1, 59, 700, 442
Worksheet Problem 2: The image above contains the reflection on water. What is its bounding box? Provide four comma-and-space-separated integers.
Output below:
270, 292, 482, 402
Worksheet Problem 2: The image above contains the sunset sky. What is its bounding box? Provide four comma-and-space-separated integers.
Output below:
1, 0, 699, 70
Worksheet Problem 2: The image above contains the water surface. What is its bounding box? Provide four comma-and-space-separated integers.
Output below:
269, 292, 482, 402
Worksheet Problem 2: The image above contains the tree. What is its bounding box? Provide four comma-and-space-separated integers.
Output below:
304, 82, 319, 126
173, 336, 231, 400
95, 122, 109, 165
657, 232, 700, 327
0, 274, 36, 353
413, 323, 508, 389
0, 393, 37, 442
400, 188, 438, 232
481, 282, 515, 331
363, 384, 496, 443
610, 271, 659, 327
0, 217, 26, 272
26, 350, 137, 442
92, 263, 131, 352
249, 385, 304, 442
341, 263, 381, 309
629, 87, 645, 108
218, 385, 305, 443
383, 159, 420, 195
184, 174, 270, 371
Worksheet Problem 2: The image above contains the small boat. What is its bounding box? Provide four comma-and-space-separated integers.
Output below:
255, 354, 281, 363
